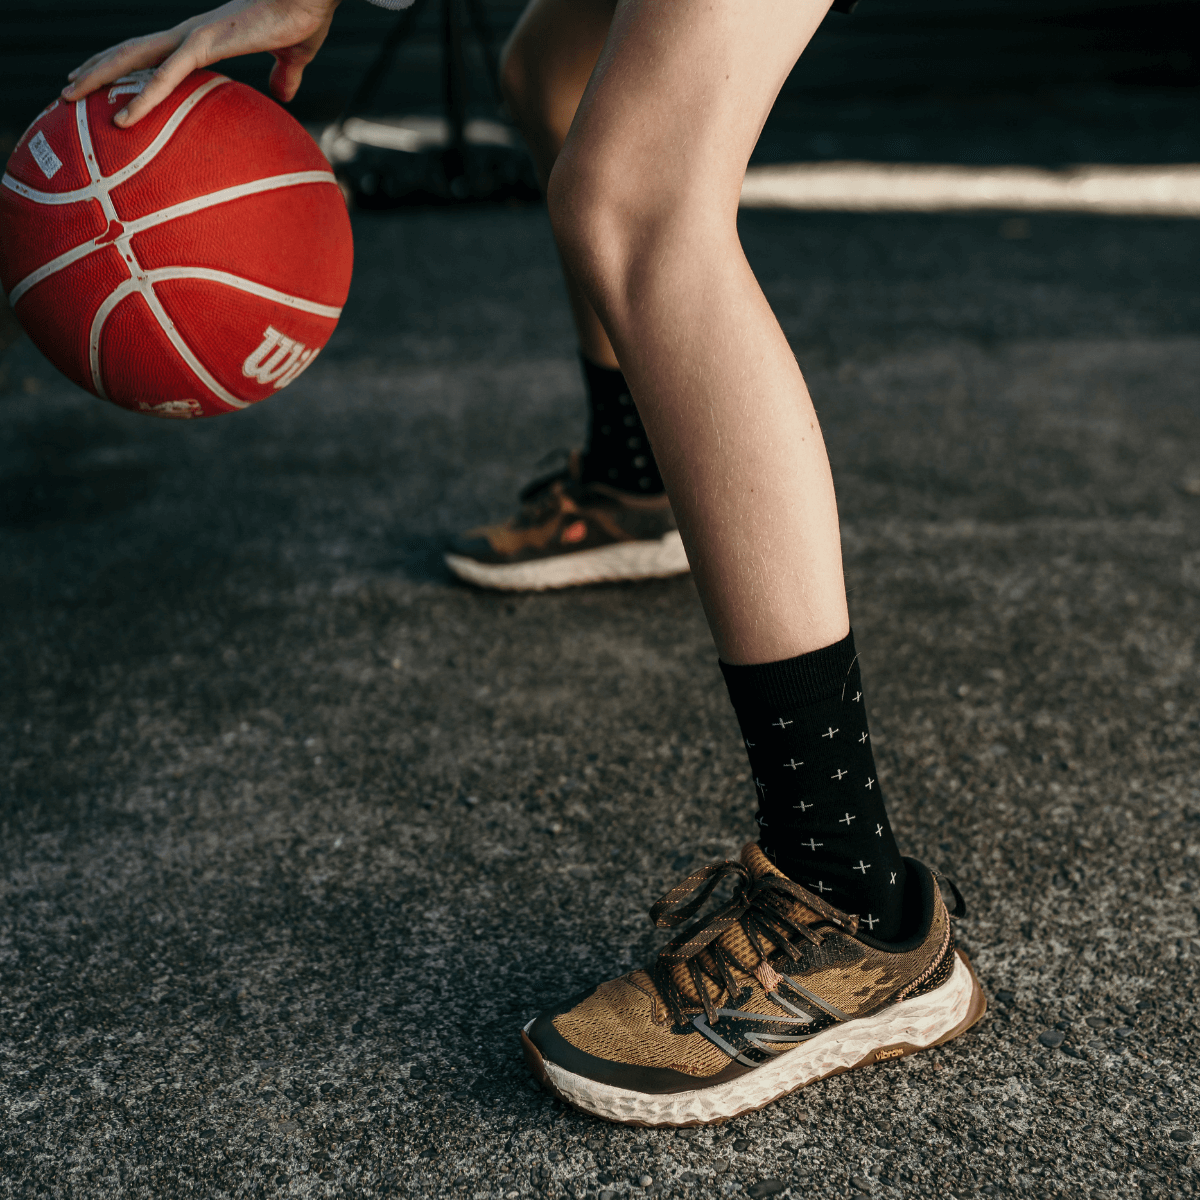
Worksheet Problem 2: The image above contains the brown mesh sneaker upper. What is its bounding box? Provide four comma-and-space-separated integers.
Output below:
449, 450, 678, 567
526, 843, 954, 1094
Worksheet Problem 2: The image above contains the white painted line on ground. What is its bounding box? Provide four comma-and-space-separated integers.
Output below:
739, 162, 1200, 216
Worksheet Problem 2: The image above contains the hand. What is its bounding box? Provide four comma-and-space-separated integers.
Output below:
61, 0, 342, 127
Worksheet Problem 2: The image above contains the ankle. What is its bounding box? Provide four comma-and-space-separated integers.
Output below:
579, 356, 665, 495
721, 630, 908, 941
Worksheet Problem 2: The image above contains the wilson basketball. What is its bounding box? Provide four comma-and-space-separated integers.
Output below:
0, 70, 353, 418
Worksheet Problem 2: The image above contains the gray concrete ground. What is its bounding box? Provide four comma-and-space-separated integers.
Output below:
2, 201, 1200, 1200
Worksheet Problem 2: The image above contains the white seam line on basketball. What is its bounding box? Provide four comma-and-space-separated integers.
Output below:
92, 223, 147, 401
6, 171, 338, 306
1, 173, 97, 206
86, 84, 142, 403
141, 268, 343, 318
119, 171, 339, 237
8, 84, 334, 410
104, 76, 230, 191
7, 241, 100, 306
87, 279, 139, 399
74, 99, 120, 225
15, 100, 62, 150
1, 80, 230, 211
99, 222, 240, 409
135, 277, 249, 409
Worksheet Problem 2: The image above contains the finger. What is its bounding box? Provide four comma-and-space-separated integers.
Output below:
67, 53, 108, 82
268, 47, 318, 105
63, 33, 178, 101
268, 56, 306, 105
112, 43, 205, 127
65, 37, 169, 92
67, 40, 143, 81
266, 9, 337, 105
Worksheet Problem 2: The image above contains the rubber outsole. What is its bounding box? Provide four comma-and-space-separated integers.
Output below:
521, 949, 987, 1127
445, 531, 690, 591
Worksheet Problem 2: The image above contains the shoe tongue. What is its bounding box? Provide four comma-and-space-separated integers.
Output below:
741, 841, 786, 881
740, 842, 829, 930
658, 844, 827, 1010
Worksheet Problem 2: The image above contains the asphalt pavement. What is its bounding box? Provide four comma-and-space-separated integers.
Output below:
2, 193, 1200, 1200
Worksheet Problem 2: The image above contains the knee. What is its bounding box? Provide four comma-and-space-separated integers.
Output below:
545, 148, 623, 294
548, 149, 672, 330
548, 146, 728, 324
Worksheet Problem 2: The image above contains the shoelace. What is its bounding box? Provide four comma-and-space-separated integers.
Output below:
513, 456, 579, 531
648, 859, 858, 1027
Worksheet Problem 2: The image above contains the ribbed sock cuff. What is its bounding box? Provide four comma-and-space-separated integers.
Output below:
720, 629, 856, 717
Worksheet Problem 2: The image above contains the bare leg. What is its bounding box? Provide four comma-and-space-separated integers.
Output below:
444, 0, 688, 593
501, 0, 619, 368
547, 0, 848, 665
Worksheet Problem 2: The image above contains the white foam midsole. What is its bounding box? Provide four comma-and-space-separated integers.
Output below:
445, 530, 689, 591
541, 954, 974, 1125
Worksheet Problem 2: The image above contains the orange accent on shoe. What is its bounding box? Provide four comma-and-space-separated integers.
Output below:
561, 520, 588, 544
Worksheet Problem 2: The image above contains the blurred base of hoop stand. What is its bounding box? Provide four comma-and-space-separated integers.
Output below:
320, 0, 539, 208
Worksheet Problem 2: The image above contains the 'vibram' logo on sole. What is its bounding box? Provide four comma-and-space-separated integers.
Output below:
875, 1047, 905, 1061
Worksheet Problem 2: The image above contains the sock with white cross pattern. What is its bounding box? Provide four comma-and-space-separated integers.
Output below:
720, 630, 908, 941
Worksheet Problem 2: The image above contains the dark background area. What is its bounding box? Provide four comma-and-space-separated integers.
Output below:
1, 0, 1198, 164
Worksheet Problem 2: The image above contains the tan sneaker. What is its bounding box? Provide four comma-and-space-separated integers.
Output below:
444, 451, 689, 591
521, 843, 986, 1126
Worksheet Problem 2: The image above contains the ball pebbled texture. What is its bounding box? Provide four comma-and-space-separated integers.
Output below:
0, 70, 353, 418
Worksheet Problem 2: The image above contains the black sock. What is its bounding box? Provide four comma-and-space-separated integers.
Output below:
578, 356, 664, 495
720, 630, 908, 941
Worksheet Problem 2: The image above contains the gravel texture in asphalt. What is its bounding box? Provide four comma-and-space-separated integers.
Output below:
2, 202, 1199, 1199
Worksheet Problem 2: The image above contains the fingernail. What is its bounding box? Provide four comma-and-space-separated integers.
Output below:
67, 69, 78, 80
115, 108, 129, 126
62, 84, 75, 97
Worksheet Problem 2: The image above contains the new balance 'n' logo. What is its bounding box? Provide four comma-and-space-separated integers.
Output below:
242, 325, 319, 390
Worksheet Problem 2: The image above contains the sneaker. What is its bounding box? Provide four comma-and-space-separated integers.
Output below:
521, 843, 986, 1126
444, 451, 689, 591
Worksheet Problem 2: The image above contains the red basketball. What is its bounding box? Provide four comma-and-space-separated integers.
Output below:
0, 70, 353, 418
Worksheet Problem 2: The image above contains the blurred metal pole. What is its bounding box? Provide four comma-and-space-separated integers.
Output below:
327, 0, 535, 206
463, 0, 503, 105
336, 0, 431, 124
442, 0, 469, 193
